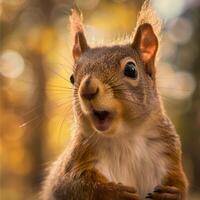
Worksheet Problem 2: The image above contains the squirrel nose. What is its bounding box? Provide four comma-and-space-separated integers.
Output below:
80, 76, 99, 100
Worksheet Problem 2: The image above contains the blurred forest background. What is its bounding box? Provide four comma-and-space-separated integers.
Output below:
0, 0, 200, 199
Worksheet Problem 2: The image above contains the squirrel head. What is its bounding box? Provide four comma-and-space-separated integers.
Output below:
69, 1, 162, 136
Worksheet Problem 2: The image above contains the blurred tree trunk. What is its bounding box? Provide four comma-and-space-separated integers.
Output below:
25, 0, 54, 192
188, 8, 200, 192
183, 7, 200, 193
25, 53, 47, 191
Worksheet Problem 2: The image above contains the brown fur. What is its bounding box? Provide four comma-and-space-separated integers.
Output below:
41, 1, 188, 200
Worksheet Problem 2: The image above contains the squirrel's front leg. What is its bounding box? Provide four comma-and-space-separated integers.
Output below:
94, 182, 140, 200
145, 169, 188, 200
53, 169, 140, 200
146, 185, 183, 200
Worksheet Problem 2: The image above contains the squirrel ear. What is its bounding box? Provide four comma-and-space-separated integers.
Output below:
70, 7, 89, 62
73, 32, 89, 61
132, 23, 158, 64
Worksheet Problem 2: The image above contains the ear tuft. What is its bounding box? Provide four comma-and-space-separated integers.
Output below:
136, 0, 162, 39
70, 6, 89, 62
70, 6, 84, 37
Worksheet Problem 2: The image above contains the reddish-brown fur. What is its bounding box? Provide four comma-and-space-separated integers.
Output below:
41, 1, 188, 200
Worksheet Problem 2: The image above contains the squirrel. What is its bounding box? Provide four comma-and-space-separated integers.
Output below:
41, 1, 188, 200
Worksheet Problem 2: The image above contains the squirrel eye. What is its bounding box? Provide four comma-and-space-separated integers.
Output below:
124, 62, 138, 79
70, 74, 74, 84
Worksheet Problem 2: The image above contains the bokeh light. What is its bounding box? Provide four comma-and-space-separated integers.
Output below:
159, 33, 178, 61
0, 50, 25, 78
152, 0, 186, 20
158, 63, 196, 100
167, 17, 193, 45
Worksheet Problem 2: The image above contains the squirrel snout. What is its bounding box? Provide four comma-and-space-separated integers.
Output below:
80, 76, 99, 101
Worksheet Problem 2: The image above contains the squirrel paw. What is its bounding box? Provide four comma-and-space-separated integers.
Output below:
115, 183, 140, 200
145, 185, 181, 200
97, 182, 140, 200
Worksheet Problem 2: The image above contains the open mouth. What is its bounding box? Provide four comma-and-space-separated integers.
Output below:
90, 109, 114, 132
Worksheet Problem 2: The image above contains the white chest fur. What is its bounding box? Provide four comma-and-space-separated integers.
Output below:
95, 133, 167, 199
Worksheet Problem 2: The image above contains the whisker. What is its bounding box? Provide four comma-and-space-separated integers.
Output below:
45, 65, 71, 84
57, 105, 72, 143
19, 115, 40, 128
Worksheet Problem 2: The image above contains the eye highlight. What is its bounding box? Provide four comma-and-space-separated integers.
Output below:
124, 62, 138, 79
70, 74, 74, 84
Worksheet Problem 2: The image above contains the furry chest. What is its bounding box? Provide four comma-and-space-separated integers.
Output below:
95, 135, 167, 199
